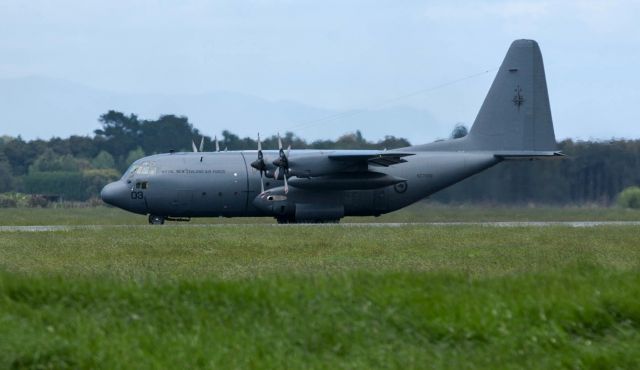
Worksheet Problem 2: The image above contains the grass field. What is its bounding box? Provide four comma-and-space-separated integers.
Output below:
1, 215, 640, 369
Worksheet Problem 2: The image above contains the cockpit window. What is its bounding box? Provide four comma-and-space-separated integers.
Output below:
122, 161, 158, 179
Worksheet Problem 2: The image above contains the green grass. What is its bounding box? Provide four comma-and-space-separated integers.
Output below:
1, 224, 640, 368
2, 202, 640, 225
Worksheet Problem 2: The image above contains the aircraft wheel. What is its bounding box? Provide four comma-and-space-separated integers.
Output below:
148, 214, 165, 225
317, 219, 340, 224
276, 217, 295, 224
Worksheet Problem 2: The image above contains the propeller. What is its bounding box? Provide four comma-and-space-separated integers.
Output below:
250, 133, 267, 193
192, 136, 205, 152
272, 133, 291, 194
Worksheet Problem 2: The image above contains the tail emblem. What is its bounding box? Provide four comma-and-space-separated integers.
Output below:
512, 85, 525, 109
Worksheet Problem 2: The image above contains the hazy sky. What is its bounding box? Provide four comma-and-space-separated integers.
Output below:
1, 0, 639, 141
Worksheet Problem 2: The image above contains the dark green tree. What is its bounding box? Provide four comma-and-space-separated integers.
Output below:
450, 123, 468, 139
29, 149, 89, 173
94, 111, 142, 159
0, 153, 13, 192
141, 115, 197, 154
91, 151, 116, 169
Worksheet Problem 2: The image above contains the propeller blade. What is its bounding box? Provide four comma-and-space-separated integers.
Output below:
277, 132, 283, 150
283, 173, 289, 194
274, 167, 279, 181
260, 172, 265, 193
192, 140, 198, 152
253, 133, 267, 193
215, 136, 220, 152
199, 136, 205, 152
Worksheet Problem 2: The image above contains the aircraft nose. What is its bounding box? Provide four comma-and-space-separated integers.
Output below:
101, 181, 126, 207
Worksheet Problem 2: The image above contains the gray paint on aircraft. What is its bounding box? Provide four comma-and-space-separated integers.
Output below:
101, 40, 563, 224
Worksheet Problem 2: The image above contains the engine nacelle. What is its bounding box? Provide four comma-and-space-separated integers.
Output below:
252, 188, 344, 222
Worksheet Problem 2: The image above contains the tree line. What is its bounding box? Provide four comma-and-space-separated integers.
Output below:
0, 110, 638, 204
0, 111, 409, 201
437, 139, 640, 205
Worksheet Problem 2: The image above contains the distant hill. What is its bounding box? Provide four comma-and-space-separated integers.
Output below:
0, 76, 452, 143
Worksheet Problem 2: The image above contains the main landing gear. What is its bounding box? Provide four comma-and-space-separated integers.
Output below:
148, 215, 191, 224
148, 214, 165, 225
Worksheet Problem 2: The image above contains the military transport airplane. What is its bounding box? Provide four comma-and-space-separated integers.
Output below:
101, 39, 562, 224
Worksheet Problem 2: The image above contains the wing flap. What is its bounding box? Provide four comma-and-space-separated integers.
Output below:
494, 151, 565, 160
328, 152, 414, 167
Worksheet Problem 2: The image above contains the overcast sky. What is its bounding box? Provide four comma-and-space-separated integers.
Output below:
1, 0, 639, 142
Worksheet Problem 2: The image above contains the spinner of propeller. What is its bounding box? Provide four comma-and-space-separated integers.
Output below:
250, 133, 291, 194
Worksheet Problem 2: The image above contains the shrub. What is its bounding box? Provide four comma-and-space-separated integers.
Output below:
0, 194, 17, 207
82, 169, 120, 199
0, 193, 32, 208
28, 194, 50, 208
23, 172, 85, 201
617, 186, 640, 209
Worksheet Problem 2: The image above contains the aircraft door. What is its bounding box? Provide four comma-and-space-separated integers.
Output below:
208, 153, 249, 216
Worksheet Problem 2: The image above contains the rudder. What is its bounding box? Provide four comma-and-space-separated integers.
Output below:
466, 39, 557, 152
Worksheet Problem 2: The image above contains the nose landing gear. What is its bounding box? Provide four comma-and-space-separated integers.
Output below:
148, 214, 165, 225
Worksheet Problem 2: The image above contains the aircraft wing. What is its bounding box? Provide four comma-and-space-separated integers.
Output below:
327, 152, 414, 167
493, 151, 565, 160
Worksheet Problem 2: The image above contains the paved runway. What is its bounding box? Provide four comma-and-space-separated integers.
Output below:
2, 221, 640, 232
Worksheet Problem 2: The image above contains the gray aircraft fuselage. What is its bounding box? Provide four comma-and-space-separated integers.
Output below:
101, 149, 498, 220
101, 39, 562, 223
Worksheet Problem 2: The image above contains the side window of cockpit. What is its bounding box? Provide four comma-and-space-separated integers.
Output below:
134, 181, 148, 189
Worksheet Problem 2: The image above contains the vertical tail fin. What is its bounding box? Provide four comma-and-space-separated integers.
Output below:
467, 39, 557, 152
